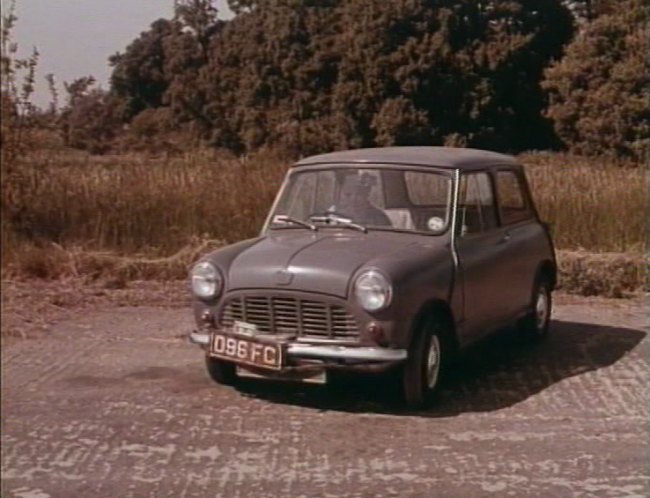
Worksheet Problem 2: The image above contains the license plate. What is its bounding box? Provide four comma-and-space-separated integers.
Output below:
210, 332, 285, 370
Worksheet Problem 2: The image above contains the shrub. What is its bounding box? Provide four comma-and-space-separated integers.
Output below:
543, 0, 650, 161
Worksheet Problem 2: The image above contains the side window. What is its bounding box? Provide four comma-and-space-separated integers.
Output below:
495, 170, 532, 225
458, 172, 498, 236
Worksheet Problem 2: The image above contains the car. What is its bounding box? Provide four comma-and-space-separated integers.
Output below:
188, 146, 556, 406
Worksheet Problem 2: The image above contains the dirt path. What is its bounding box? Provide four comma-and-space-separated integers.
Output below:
1, 297, 648, 498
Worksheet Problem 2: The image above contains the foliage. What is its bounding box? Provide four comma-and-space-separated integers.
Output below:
108, 1, 223, 129
109, 19, 178, 120
57, 77, 123, 154
542, 0, 650, 162
192, 0, 574, 156
62, 0, 225, 155
102, 1, 574, 156
1, 0, 40, 254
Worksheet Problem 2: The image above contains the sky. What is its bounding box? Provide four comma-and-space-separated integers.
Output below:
7, 0, 232, 109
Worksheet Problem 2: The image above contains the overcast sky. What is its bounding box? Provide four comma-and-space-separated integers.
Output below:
8, 0, 232, 109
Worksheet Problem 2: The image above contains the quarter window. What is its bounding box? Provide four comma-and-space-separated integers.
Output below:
495, 170, 532, 225
458, 173, 498, 236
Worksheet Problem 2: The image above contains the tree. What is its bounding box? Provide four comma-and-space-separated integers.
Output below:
108, 2, 222, 128
107, 0, 575, 155
60, 77, 124, 153
1, 0, 40, 239
196, 0, 573, 154
543, 0, 649, 161
227, 0, 258, 15
164, 1, 224, 128
109, 19, 179, 119
198, 0, 340, 154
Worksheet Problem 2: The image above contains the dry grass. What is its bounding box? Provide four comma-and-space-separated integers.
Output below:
1, 148, 647, 298
556, 250, 647, 298
1, 237, 224, 283
522, 152, 648, 253
3, 147, 288, 258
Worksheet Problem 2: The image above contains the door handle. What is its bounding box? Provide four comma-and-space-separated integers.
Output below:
499, 232, 511, 244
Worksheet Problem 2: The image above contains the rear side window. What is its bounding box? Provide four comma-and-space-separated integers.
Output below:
495, 170, 532, 225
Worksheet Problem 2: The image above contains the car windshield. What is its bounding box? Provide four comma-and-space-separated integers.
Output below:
268, 167, 453, 234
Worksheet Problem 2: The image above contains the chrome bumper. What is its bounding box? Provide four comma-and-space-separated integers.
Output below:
188, 331, 407, 363
189, 330, 211, 346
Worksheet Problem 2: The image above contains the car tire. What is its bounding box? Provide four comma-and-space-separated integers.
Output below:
205, 356, 237, 385
402, 317, 448, 408
519, 276, 552, 341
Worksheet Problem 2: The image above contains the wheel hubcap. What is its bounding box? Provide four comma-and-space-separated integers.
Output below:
535, 288, 549, 331
425, 335, 441, 389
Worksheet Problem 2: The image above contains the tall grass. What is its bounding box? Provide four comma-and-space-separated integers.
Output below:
522, 152, 648, 253
4, 148, 288, 257
2, 148, 647, 276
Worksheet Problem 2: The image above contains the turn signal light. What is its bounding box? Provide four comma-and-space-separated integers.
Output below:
200, 310, 214, 325
366, 322, 387, 346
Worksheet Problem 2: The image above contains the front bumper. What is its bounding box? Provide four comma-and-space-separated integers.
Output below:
189, 330, 407, 363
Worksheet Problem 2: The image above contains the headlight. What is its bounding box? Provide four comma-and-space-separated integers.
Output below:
354, 270, 392, 312
191, 261, 223, 300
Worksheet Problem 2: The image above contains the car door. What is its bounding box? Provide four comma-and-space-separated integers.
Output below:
454, 171, 512, 343
492, 168, 539, 318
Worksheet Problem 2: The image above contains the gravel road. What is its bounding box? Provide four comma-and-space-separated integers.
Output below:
2, 297, 648, 498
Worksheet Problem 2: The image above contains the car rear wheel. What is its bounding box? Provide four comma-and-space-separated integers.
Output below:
519, 276, 552, 341
402, 318, 447, 408
205, 356, 237, 385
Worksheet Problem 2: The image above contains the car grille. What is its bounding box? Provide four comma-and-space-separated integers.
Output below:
219, 295, 360, 341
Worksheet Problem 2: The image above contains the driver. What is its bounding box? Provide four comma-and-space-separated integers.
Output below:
334, 173, 391, 226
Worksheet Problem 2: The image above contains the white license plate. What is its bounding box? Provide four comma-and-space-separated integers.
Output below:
210, 332, 284, 370
232, 320, 258, 336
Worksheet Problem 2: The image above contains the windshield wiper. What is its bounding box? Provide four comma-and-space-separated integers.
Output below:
272, 215, 318, 231
309, 213, 367, 233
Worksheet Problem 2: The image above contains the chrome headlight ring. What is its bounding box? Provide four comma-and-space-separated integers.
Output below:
354, 270, 392, 312
191, 261, 223, 300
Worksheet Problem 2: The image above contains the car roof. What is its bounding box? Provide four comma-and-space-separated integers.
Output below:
293, 146, 519, 171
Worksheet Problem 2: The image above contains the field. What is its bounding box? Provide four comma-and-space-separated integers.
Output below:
1, 146, 648, 296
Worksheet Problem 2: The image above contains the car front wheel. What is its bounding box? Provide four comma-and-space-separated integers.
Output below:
205, 356, 237, 385
402, 318, 447, 408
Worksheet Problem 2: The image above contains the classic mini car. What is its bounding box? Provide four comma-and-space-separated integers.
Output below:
188, 147, 556, 406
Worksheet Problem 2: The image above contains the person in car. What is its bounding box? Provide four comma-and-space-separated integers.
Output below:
335, 174, 392, 226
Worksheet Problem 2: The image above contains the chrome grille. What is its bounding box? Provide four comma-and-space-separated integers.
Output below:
220, 295, 359, 341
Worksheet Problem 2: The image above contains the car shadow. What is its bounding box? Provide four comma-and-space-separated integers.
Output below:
234, 319, 647, 417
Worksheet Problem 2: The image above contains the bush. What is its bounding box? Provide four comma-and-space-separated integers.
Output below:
556, 250, 648, 297
61, 85, 125, 154
543, 0, 650, 161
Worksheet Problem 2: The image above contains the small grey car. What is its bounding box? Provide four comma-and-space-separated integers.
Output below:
189, 147, 556, 406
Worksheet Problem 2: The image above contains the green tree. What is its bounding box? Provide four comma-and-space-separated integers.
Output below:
108, 2, 222, 128
198, 0, 340, 154
164, 1, 224, 128
197, 0, 573, 153
109, 18, 179, 119
109, 0, 575, 155
1, 1, 40, 241
60, 77, 124, 153
543, 0, 649, 161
